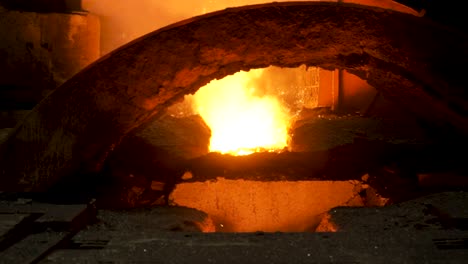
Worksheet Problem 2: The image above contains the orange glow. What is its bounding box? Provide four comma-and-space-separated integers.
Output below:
171, 178, 365, 232
82, 0, 419, 55
192, 69, 291, 155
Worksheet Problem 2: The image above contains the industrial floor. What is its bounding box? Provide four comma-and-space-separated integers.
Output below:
1, 190, 467, 264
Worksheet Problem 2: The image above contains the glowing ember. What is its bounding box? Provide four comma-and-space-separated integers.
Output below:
192, 69, 291, 155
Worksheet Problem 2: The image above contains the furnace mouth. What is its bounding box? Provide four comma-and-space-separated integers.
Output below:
83, 65, 468, 233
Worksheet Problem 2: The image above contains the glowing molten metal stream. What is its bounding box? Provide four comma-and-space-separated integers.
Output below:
193, 69, 291, 155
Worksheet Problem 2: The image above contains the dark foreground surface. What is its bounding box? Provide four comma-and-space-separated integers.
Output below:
43, 230, 468, 264
0, 190, 467, 264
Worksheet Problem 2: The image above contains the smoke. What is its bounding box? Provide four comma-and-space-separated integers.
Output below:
81, 0, 411, 56
81, 0, 312, 55
82, 0, 188, 55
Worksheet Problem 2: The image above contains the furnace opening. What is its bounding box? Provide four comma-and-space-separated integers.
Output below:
99, 65, 448, 233
167, 65, 321, 155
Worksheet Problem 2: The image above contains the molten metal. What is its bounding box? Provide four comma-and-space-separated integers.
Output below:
192, 69, 291, 155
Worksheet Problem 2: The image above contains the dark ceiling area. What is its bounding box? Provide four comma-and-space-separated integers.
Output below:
395, 0, 467, 33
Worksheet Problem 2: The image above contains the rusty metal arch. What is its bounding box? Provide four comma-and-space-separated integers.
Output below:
1, 1, 467, 191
